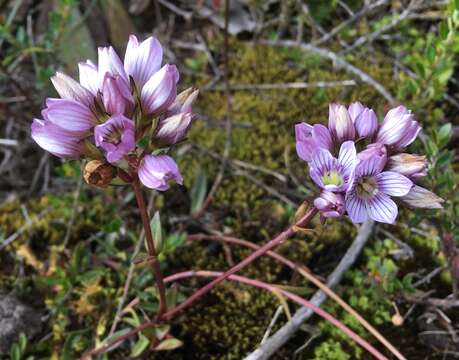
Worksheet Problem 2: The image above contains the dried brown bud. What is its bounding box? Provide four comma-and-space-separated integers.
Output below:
83, 160, 115, 188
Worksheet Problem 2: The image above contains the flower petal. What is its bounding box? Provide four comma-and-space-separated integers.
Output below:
376, 171, 412, 197
310, 148, 336, 173
355, 154, 385, 177
98, 46, 128, 87
348, 101, 364, 122
366, 193, 398, 224
312, 124, 333, 151
355, 108, 378, 138
141, 64, 178, 114
44, 98, 95, 134
338, 140, 357, 177
154, 112, 192, 146
78, 60, 99, 95
345, 193, 368, 223
51, 72, 93, 107
124, 35, 163, 89
31, 119, 82, 158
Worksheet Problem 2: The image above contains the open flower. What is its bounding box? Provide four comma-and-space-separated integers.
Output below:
309, 141, 357, 193
94, 115, 135, 163
138, 154, 183, 191
345, 155, 413, 224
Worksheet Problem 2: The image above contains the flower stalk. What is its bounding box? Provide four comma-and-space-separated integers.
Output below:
131, 176, 168, 318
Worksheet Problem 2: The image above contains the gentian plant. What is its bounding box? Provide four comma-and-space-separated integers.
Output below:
31, 34, 441, 359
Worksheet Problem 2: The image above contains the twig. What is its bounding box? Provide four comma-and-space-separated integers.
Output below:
244, 220, 379, 360
403, 295, 459, 309
0, 139, 18, 146
260, 306, 284, 344
262, 40, 395, 104
157, 0, 192, 21
341, 1, 415, 55
205, 80, 356, 91
313, 0, 388, 46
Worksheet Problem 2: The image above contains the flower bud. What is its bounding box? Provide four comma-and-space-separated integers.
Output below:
313, 190, 345, 218
355, 108, 378, 139
376, 105, 420, 150
83, 160, 115, 188
102, 74, 133, 115
400, 185, 444, 209
386, 153, 427, 178
329, 103, 355, 142
167, 87, 199, 115
154, 112, 192, 147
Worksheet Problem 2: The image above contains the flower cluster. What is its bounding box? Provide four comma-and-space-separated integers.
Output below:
296, 103, 443, 224
31, 35, 198, 190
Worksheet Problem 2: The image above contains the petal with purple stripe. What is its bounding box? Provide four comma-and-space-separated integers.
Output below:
376, 171, 412, 197
366, 193, 398, 224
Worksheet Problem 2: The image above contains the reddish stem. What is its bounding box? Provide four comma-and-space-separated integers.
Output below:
162, 207, 318, 320
131, 177, 168, 317
164, 271, 389, 360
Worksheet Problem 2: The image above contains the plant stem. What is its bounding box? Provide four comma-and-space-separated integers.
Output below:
165, 271, 389, 360
131, 177, 168, 318
162, 207, 318, 320
188, 233, 405, 360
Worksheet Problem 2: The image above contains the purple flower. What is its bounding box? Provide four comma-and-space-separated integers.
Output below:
295, 123, 332, 162
314, 190, 345, 218
44, 98, 96, 135
154, 112, 193, 147
78, 60, 99, 95
31, 119, 83, 159
51, 72, 93, 107
345, 155, 413, 224
102, 74, 133, 115
97, 46, 128, 88
141, 64, 179, 115
348, 102, 365, 122
94, 115, 135, 163
386, 153, 427, 179
124, 35, 163, 90
376, 105, 421, 150
309, 141, 357, 192
328, 103, 355, 143
138, 154, 183, 191
357, 142, 387, 162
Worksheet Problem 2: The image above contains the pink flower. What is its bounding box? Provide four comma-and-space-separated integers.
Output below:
138, 155, 183, 191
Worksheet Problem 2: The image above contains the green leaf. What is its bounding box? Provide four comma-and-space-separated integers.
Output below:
10, 343, 20, 360
18, 334, 27, 354
438, 123, 452, 147
150, 211, 162, 252
426, 46, 436, 64
155, 338, 183, 351
130, 334, 150, 357
190, 169, 208, 215
99, 328, 131, 353
425, 139, 438, 157
439, 21, 449, 40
